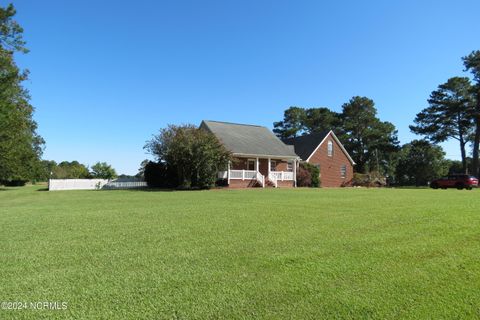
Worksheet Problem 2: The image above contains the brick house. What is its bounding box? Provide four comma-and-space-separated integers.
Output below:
201, 120, 299, 188
283, 131, 355, 187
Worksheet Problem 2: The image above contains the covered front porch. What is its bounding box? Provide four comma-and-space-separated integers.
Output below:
218, 156, 298, 188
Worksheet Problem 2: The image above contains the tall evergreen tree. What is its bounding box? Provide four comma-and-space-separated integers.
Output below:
340, 96, 399, 173
463, 50, 480, 177
273, 107, 306, 139
410, 77, 475, 173
304, 107, 341, 134
0, 4, 43, 182
273, 106, 341, 139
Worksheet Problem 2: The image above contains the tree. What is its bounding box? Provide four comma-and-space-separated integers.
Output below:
340, 96, 399, 173
410, 77, 475, 173
463, 50, 480, 177
0, 4, 44, 183
145, 125, 231, 189
304, 107, 342, 134
52, 161, 90, 179
395, 140, 449, 186
273, 107, 306, 139
136, 159, 149, 179
33, 160, 57, 182
273, 106, 342, 139
91, 162, 117, 179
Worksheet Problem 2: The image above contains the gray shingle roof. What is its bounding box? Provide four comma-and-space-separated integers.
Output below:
283, 131, 330, 160
201, 120, 298, 158
283, 130, 355, 164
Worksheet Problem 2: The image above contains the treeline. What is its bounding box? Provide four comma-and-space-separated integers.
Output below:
273, 50, 480, 185
273, 97, 399, 175
31, 161, 118, 182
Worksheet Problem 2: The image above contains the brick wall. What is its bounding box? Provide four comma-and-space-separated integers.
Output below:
307, 133, 354, 187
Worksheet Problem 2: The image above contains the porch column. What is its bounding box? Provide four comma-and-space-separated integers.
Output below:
267, 157, 271, 176
256, 157, 259, 173
227, 161, 231, 185
294, 159, 297, 187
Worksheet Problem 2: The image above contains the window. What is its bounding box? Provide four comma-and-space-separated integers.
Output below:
327, 140, 334, 157
247, 159, 255, 171
340, 165, 347, 178
270, 160, 277, 171
287, 161, 293, 171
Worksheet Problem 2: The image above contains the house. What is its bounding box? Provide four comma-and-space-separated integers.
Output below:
283, 131, 355, 187
200, 120, 299, 188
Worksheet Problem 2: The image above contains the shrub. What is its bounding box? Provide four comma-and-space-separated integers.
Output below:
1, 180, 27, 187
351, 172, 386, 187
144, 161, 178, 188
296, 165, 312, 187
299, 162, 320, 187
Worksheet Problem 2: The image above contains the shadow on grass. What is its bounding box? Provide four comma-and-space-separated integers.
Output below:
108, 188, 175, 192
36, 188, 49, 191
108, 187, 230, 192
387, 186, 431, 190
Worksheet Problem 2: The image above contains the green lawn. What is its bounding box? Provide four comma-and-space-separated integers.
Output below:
1, 186, 479, 319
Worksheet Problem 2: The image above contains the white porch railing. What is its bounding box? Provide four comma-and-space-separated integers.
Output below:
270, 171, 294, 181
227, 170, 265, 187
255, 171, 265, 188
220, 169, 295, 187
229, 169, 258, 180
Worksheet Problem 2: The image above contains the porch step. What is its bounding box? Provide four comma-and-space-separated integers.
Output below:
265, 179, 276, 188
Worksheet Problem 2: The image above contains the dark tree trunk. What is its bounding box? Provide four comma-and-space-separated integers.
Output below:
473, 96, 480, 178
459, 135, 467, 174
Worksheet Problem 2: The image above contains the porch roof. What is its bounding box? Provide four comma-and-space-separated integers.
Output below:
200, 120, 298, 158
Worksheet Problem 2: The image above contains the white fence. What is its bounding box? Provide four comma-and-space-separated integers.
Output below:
48, 179, 109, 191
49, 179, 147, 191
102, 181, 147, 189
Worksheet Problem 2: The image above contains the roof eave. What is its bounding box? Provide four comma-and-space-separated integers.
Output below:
232, 152, 300, 159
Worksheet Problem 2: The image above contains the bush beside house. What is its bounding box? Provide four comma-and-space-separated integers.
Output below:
296, 162, 320, 187
144, 124, 231, 189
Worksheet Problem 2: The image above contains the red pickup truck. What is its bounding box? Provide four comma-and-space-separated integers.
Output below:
430, 174, 478, 190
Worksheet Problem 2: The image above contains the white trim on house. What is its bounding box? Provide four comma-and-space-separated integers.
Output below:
327, 140, 333, 157
232, 152, 299, 160
305, 130, 356, 165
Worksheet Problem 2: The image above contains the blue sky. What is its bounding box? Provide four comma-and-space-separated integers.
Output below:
11, 0, 480, 174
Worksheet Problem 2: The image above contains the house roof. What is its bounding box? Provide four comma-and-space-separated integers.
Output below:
283, 131, 330, 161
200, 120, 298, 158
283, 130, 356, 164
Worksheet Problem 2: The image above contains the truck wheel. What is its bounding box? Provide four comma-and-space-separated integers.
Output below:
456, 183, 464, 190
431, 183, 439, 189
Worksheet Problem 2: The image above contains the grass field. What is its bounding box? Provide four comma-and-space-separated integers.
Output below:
1, 186, 480, 319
